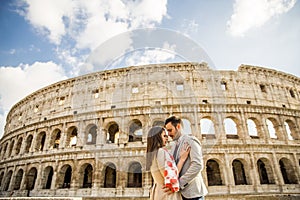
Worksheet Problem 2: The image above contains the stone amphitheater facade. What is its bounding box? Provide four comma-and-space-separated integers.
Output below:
0, 62, 299, 200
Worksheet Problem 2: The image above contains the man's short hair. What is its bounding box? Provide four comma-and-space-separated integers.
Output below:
165, 115, 182, 127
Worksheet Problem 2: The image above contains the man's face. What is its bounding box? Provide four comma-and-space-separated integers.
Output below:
165, 122, 179, 140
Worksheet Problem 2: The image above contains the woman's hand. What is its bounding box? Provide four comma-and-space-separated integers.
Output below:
179, 142, 191, 162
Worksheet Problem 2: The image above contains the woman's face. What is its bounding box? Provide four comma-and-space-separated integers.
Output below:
161, 129, 169, 146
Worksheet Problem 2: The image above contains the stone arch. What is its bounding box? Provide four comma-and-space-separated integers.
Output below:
127, 161, 142, 187
35, 131, 46, 151
24, 135, 33, 154
181, 118, 192, 135
206, 159, 223, 186
26, 167, 38, 190
0, 171, 4, 188
128, 119, 143, 142
14, 169, 24, 190
247, 118, 259, 138
50, 128, 61, 149
8, 140, 15, 158
57, 164, 72, 188
266, 118, 281, 139
107, 122, 119, 144
224, 117, 239, 139
42, 166, 54, 189
284, 119, 298, 140
257, 158, 275, 184
152, 120, 164, 127
79, 163, 93, 188
15, 137, 23, 155
103, 162, 116, 188
1, 143, 8, 159
232, 159, 248, 185
200, 117, 215, 138
3, 170, 13, 191
66, 126, 78, 147
279, 157, 298, 184
85, 124, 97, 145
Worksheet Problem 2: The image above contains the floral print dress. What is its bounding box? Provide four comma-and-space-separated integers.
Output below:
150, 148, 182, 200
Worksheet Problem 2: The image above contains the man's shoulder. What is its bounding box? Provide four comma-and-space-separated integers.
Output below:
181, 134, 201, 145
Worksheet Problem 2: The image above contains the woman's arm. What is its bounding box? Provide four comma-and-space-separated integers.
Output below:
176, 142, 191, 173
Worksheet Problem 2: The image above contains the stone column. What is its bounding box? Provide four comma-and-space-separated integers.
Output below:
224, 153, 233, 194
8, 165, 17, 191
249, 152, 259, 191
60, 122, 67, 149
271, 152, 283, 185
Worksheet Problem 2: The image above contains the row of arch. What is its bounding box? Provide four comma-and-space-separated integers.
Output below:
0, 156, 298, 193
0, 161, 142, 192
1, 114, 299, 161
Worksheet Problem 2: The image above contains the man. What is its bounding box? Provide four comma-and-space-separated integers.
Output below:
164, 116, 208, 200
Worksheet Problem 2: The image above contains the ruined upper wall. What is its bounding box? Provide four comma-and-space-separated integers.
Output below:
3, 62, 299, 137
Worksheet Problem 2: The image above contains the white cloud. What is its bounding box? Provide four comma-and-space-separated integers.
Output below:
227, 0, 297, 37
0, 62, 67, 138
181, 19, 199, 36
124, 43, 176, 66
20, 0, 168, 50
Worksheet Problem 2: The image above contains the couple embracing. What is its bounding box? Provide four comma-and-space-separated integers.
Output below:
146, 116, 208, 200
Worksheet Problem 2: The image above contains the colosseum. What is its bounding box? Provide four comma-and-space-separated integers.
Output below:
0, 62, 299, 200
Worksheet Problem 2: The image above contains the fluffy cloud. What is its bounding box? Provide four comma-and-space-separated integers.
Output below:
0, 62, 67, 138
227, 0, 296, 37
19, 0, 168, 50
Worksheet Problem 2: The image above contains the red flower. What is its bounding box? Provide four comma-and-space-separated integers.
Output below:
164, 170, 168, 177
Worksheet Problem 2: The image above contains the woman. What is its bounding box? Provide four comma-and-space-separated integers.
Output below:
146, 126, 190, 200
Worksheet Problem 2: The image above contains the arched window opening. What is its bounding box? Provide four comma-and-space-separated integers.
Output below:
247, 119, 258, 138
3, 170, 13, 191
82, 164, 93, 188
15, 137, 23, 155
200, 118, 215, 139
266, 119, 277, 139
107, 123, 119, 144
63, 166, 72, 188
232, 160, 247, 185
26, 167, 37, 190
0, 172, 4, 188
57, 165, 72, 189
224, 118, 238, 139
206, 160, 223, 186
8, 140, 14, 157
68, 127, 78, 147
14, 169, 24, 190
42, 166, 54, 189
25, 135, 33, 153
152, 120, 164, 127
127, 162, 142, 187
182, 118, 192, 135
284, 120, 298, 140
104, 163, 116, 188
257, 160, 269, 184
86, 125, 97, 145
52, 129, 61, 149
36, 131, 46, 151
129, 120, 142, 142
279, 158, 298, 184
2, 143, 8, 159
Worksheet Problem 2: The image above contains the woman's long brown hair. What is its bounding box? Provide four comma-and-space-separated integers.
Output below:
146, 126, 164, 171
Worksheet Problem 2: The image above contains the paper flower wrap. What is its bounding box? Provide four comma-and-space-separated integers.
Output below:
163, 148, 179, 192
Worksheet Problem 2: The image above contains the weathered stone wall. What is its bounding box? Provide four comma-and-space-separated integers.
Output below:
0, 62, 299, 199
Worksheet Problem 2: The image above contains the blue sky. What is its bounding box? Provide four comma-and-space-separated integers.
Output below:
0, 0, 299, 138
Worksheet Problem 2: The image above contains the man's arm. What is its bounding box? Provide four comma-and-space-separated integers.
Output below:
178, 137, 204, 189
